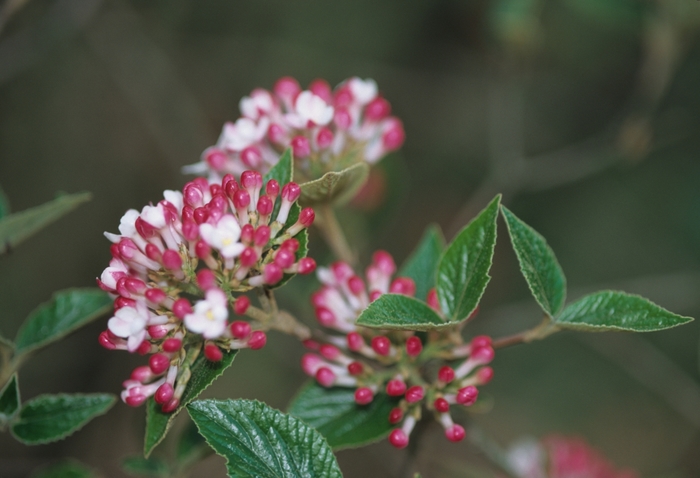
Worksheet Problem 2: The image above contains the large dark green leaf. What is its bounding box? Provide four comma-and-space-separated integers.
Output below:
0, 373, 20, 425
399, 224, 445, 301
264, 148, 293, 185
555, 291, 694, 332
501, 206, 566, 317
14, 289, 112, 355
188, 399, 342, 478
11, 393, 116, 445
356, 294, 448, 331
144, 350, 237, 457
0, 192, 91, 254
30, 460, 99, 478
300, 163, 370, 206
437, 195, 500, 322
288, 381, 395, 450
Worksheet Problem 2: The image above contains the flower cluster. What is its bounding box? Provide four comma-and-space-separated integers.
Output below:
507, 435, 639, 478
184, 76, 405, 180
97, 171, 316, 412
300, 251, 494, 448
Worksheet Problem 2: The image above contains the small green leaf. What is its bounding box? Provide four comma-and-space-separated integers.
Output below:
288, 381, 396, 450
356, 294, 448, 331
12, 393, 116, 445
501, 206, 567, 317
300, 162, 370, 206
437, 195, 501, 322
30, 459, 98, 478
14, 289, 112, 355
0, 184, 9, 219
270, 202, 309, 290
0, 373, 20, 425
264, 148, 294, 185
144, 349, 238, 457
122, 457, 169, 477
0, 192, 91, 254
176, 419, 212, 468
555, 291, 694, 332
188, 399, 342, 478
399, 224, 445, 301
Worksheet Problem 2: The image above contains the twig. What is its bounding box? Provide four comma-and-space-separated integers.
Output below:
315, 203, 356, 265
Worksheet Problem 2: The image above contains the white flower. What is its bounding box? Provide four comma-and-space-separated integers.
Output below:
219, 118, 269, 151
100, 259, 129, 290
141, 204, 167, 229
108, 304, 150, 352
199, 215, 245, 258
184, 289, 229, 339
348, 77, 377, 105
119, 209, 140, 236
295, 91, 334, 126
240, 89, 274, 120
163, 190, 184, 213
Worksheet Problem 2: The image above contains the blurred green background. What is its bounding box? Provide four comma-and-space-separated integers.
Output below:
2, 0, 700, 476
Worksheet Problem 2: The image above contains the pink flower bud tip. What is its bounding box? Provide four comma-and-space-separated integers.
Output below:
427, 288, 440, 311
346, 332, 364, 351
162, 250, 183, 270
477, 366, 494, 384
205, 149, 227, 171
162, 397, 179, 413
316, 127, 333, 148
195, 240, 211, 259
147, 325, 169, 340
254, 226, 271, 246
149, 353, 170, 375
298, 258, 316, 274
98, 331, 117, 349
291, 136, 310, 158
136, 341, 152, 355
445, 424, 465, 443
365, 97, 391, 121
234, 296, 250, 315
299, 208, 315, 227
388, 407, 403, 425
434, 397, 450, 413
405, 386, 424, 403
281, 182, 301, 203
389, 429, 409, 449
372, 250, 396, 275
347, 361, 364, 376
315, 366, 336, 387
231, 320, 252, 339
204, 343, 223, 362
154, 383, 174, 404
438, 366, 455, 384
382, 120, 405, 151
371, 336, 391, 356
405, 336, 422, 357
125, 395, 147, 407
172, 298, 193, 319
315, 307, 336, 327
320, 344, 341, 360
274, 76, 301, 100
233, 190, 251, 210
309, 78, 332, 103
456, 386, 479, 406
386, 379, 407, 396
130, 366, 152, 382
274, 249, 296, 269
266, 179, 280, 198
390, 277, 416, 296
196, 269, 217, 290
248, 331, 267, 350
347, 276, 365, 295
257, 196, 274, 216
470, 335, 492, 350
240, 247, 258, 267
241, 170, 263, 190
263, 263, 283, 284
472, 345, 495, 364
145, 288, 167, 304
162, 338, 182, 353
354, 387, 374, 405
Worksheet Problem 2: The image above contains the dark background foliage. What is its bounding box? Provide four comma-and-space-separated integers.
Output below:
1, 0, 700, 476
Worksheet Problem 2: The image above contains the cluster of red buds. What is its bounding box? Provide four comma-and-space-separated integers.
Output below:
184, 76, 405, 179
507, 435, 638, 478
97, 171, 316, 412
300, 251, 495, 448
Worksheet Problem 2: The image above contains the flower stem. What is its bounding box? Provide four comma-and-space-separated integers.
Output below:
492, 317, 560, 349
315, 203, 355, 265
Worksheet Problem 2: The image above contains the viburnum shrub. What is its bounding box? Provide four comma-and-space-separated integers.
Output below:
0, 76, 693, 477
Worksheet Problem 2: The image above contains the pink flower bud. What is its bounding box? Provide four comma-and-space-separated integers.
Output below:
470, 335, 492, 351
241, 170, 263, 191
193, 207, 209, 225
155, 383, 174, 404
98, 331, 116, 349
389, 429, 409, 449
365, 97, 391, 121
257, 196, 274, 216
149, 353, 170, 375
234, 296, 250, 315
291, 136, 310, 158
334, 85, 353, 108
388, 408, 403, 425
254, 225, 271, 247
405, 336, 422, 357
476, 366, 494, 384
268, 123, 286, 144
386, 379, 407, 396
445, 424, 465, 443
147, 325, 169, 339
298, 258, 317, 274
266, 179, 280, 198
372, 250, 396, 275
274, 76, 301, 101
354, 387, 374, 405
135, 217, 157, 239
427, 288, 440, 311
239, 247, 258, 267
302, 353, 323, 376
320, 344, 341, 360
230, 320, 252, 339
347, 361, 363, 376
204, 343, 223, 362
390, 277, 416, 296
162, 250, 182, 271
114, 296, 136, 310
382, 119, 405, 151
145, 288, 166, 305
162, 397, 179, 413
371, 336, 391, 356
405, 385, 424, 403
130, 366, 152, 382
346, 332, 364, 351
456, 386, 479, 406
281, 182, 301, 202
438, 366, 455, 384
248, 331, 267, 350
196, 269, 216, 290
315, 367, 336, 387
316, 127, 334, 149
315, 307, 336, 327
240, 224, 255, 244
162, 338, 182, 353
309, 78, 332, 103
472, 346, 495, 364
263, 263, 283, 284
274, 248, 296, 269
172, 298, 193, 319
241, 146, 263, 168
145, 243, 162, 262
334, 108, 352, 130
125, 395, 147, 407
347, 276, 365, 295
298, 208, 315, 227
434, 397, 450, 413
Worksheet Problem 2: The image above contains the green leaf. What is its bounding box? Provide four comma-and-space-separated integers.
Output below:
264, 148, 294, 185
300, 162, 370, 206
555, 291, 694, 332
0, 373, 20, 426
356, 294, 448, 331
399, 224, 445, 301
176, 419, 212, 468
188, 399, 342, 478
11, 393, 116, 445
0, 184, 9, 219
288, 381, 395, 450
144, 349, 238, 457
0, 192, 91, 255
30, 459, 98, 478
270, 202, 309, 290
122, 457, 169, 477
501, 206, 567, 317
437, 195, 501, 322
14, 289, 112, 355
